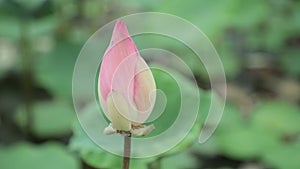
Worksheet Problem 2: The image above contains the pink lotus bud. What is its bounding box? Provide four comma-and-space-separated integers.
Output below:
98, 20, 156, 136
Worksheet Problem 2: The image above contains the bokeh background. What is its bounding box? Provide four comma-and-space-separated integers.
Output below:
0, 0, 300, 169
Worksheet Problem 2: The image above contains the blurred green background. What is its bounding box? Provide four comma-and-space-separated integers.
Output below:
0, 0, 300, 169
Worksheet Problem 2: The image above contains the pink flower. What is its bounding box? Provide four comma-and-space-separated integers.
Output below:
98, 19, 156, 136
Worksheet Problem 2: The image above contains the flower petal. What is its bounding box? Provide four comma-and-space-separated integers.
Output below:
131, 124, 155, 136
98, 19, 139, 121
103, 123, 117, 135
106, 91, 131, 131
131, 57, 156, 123
99, 19, 138, 101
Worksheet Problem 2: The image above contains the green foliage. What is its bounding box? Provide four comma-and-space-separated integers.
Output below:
251, 101, 300, 137
28, 15, 58, 37
280, 49, 300, 77
160, 151, 198, 169
210, 101, 300, 167
15, 101, 75, 138
0, 142, 80, 169
0, 15, 20, 39
217, 126, 280, 160
262, 141, 300, 169
34, 41, 81, 99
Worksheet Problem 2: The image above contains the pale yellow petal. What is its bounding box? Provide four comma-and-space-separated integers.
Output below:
131, 124, 155, 136
106, 91, 132, 131
103, 123, 117, 135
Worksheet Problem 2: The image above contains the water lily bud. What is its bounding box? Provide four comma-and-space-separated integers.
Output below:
98, 19, 156, 136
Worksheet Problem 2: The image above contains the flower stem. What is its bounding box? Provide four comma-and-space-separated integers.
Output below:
20, 18, 33, 136
122, 134, 131, 169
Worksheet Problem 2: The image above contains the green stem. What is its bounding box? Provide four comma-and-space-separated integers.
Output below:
20, 18, 33, 135
122, 134, 131, 169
